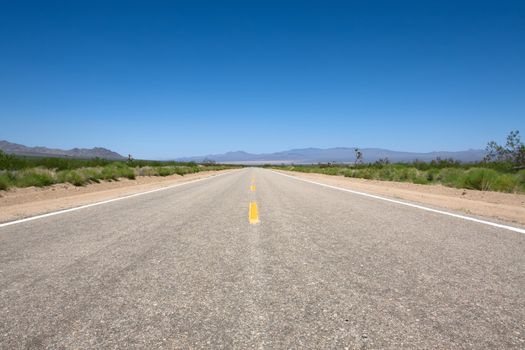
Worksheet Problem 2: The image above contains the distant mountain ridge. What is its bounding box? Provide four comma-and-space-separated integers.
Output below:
0, 140, 486, 163
0, 140, 125, 160
177, 147, 486, 164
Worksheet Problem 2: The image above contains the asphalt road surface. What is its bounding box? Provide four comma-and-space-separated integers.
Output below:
1, 168, 524, 349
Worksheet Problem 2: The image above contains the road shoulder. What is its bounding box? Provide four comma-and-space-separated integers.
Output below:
273, 169, 525, 226
0, 170, 235, 223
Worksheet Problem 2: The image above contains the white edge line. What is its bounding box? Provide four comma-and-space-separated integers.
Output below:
0, 170, 239, 228
270, 170, 525, 234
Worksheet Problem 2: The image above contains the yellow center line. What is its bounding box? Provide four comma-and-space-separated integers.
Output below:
250, 184, 256, 192
249, 202, 260, 224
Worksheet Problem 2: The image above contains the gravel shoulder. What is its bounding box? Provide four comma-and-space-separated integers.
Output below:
0, 169, 235, 223
274, 169, 525, 226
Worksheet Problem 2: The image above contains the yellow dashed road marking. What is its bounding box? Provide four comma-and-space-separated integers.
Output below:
250, 184, 256, 192
249, 202, 260, 224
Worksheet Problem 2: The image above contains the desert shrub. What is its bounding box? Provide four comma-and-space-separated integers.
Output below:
413, 171, 430, 184
343, 169, 355, 178
378, 166, 395, 181
78, 168, 102, 183
15, 168, 56, 187
491, 173, 520, 193
274, 161, 524, 193
393, 167, 418, 182
56, 166, 136, 185
437, 168, 465, 188
355, 168, 375, 179
517, 169, 525, 184
122, 167, 136, 180
100, 166, 119, 180
136, 166, 157, 176
518, 170, 525, 192
462, 168, 499, 191
340, 169, 354, 177
0, 153, 239, 189
322, 167, 341, 176
152, 166, 200, 176
0, 173, 10, 190
157, 167, 176, 176
426, 168, 439, 182
57, 170, 87, 186
0, 151, 28, 170
99, 164, 135, 180
346, 168, 360, 178
173, 167, 190, 176
115, 165, 135, 180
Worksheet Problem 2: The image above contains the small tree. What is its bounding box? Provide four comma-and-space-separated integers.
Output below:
354, 148, 363, 165
484, 130, 525, 166
0, 150, 26, 170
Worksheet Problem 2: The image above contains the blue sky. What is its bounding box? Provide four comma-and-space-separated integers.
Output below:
1, 0, 524, 159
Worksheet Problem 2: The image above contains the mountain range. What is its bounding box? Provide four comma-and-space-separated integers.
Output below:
1, 140, 486, 163
177, 147, 486, 164
0, 140, 125, 160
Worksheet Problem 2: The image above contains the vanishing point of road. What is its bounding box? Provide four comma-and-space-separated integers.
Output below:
1, 168, 524, 348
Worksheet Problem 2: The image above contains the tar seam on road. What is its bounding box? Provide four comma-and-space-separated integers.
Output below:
0, 170, 239, 229
249, 202, 260, 224
272, 170, 525, 234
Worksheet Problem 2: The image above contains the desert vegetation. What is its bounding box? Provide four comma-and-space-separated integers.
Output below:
0, 153, 237, 190
269, 131, 525, 194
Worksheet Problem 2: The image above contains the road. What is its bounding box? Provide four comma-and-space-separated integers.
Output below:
1, 168, 524, 349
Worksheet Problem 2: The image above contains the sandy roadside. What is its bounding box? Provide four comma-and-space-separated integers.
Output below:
0, 169, 236, 224
274, 169, 525, 226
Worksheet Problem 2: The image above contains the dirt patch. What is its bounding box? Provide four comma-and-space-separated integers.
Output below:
0, 170, 234, 223
276, 170, 525, 226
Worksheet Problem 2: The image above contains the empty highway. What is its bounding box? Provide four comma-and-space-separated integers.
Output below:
1, 168, 524, 349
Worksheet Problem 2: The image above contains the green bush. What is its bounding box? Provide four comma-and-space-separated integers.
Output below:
153, 166, 200, 176
15, 169, 56, 188
437, 168, 465, 188
177, 166, 200, 175
413, 174, 429, 185
57, 170, 87, 186
100, 166, 118, 181
122, 168, 136, 180
136, 166, 157, 176
157, 167, 176, 176
351, 168, 369, 179
426, 168, 439, 182
0, 151, 28, 170
0, 153, 239, 190
100, 164, 135, 180
0, 173, 10, 190
322, 167, 341, 176
378, 166, 395, 181
273, 161, 525, 194
491, 174, 519, 193
517, 169, 525, 186
395, 168, 418, 182
462, 168, 499, 191
340, 169, 354, 178
79, 168, 102, 183
518, 170, 525, 192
